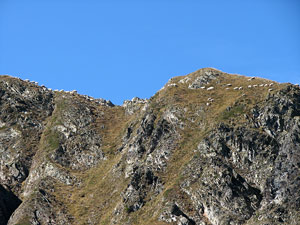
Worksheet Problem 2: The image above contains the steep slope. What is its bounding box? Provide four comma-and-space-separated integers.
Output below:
0, 68, 299, 225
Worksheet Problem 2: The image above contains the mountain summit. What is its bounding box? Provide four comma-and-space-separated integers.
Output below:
0, 68, 300, 225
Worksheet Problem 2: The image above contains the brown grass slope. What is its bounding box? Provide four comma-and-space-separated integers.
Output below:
55, 68, 285, 224
1, 68, 298, 225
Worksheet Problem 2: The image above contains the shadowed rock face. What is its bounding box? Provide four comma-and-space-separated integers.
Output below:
1, 69, 300, 225
0, 185, 22, 224
0, 77, 54, 196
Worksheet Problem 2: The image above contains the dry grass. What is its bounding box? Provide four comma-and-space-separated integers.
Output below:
52, 98, 136, 224
15, 69, 288, 224
124, 69, 285, 223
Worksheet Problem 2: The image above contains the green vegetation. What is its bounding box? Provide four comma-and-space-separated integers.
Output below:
50, 97, 67, 126
40, 95, 68, 153
0, 126, 7, 131
221, 104, 245, 120
46, 130, 60, 151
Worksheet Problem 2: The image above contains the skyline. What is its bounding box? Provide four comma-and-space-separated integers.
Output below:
1, 0, 299, 105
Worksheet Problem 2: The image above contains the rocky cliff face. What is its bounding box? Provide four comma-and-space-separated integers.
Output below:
0, 68, 299, 225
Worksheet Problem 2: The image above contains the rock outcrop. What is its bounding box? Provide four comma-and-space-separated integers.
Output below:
0, 68, 299, 224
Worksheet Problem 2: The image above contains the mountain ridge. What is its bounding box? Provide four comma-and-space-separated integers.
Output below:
0, 68, 299, 225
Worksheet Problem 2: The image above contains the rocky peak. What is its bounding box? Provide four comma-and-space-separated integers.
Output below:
0, 70, 300, 225
122, 97, 148, 115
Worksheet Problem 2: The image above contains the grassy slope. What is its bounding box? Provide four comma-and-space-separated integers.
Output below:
110, 68, 284, 225
5, 68, 288, 224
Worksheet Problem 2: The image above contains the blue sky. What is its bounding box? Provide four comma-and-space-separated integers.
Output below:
0, 0, 299, 105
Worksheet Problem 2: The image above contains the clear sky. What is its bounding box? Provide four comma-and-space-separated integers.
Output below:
0, 0, 299, 105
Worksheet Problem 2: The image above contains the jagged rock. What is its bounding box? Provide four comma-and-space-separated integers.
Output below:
159, 203, 196, 225
0, 77, 54, 197
94, 98, 114, 106
8, 178, 73, 225
188, 70, 220, 89
122, 97, 148, 115
0, 69, 300, 225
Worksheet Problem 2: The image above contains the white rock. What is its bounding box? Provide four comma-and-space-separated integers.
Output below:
207, 87, 214, 91
164, 111, 179, 124
179, 77, 191, 84
0, 120, 5, 127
